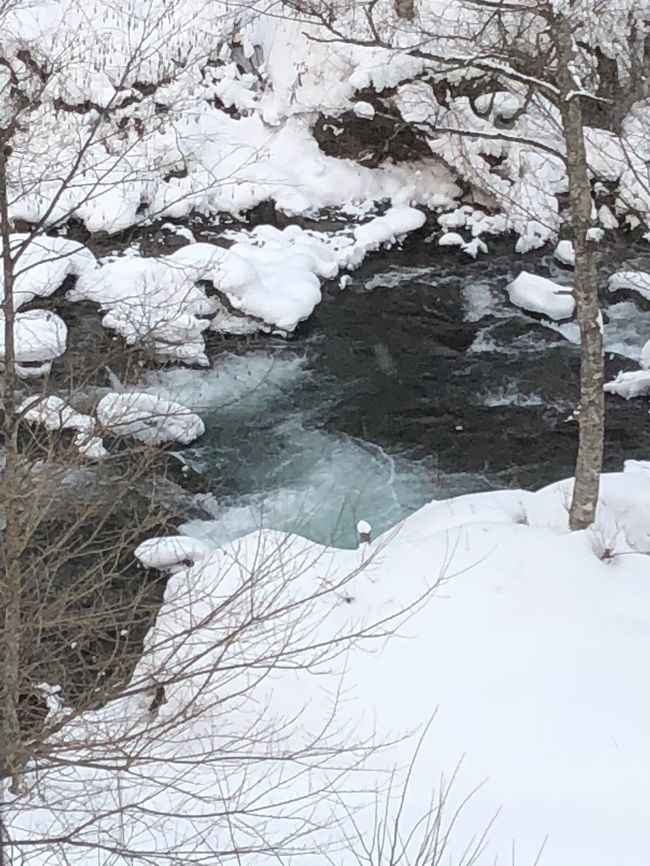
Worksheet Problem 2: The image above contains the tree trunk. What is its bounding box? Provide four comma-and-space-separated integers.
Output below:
0, 144, 24, 790
553, 13, 605, 530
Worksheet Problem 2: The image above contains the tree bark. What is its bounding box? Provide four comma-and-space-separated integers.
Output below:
553, 13, 604, 530
0, 143, 24, 789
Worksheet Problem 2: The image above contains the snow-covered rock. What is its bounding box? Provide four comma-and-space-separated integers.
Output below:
19, 395, 107, 459
0, 309, 67, 375
605, 369, 650, 399
135, 535, 213, 571
608, 271, 650, 303
96, 392, 204, 445
2, 235, 96, 310
507, 271, 575, 320
554, 239, 575, 267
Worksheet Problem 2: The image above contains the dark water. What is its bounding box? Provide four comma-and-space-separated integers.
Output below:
148, 236, 650, 549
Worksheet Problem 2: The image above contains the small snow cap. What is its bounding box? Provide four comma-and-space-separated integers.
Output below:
357, 520, 372, 545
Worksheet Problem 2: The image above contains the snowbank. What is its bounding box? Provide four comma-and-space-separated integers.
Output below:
9, 472, 650, 866
507, 271, 575, 320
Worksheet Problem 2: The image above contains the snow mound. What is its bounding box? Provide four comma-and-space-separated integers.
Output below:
69, 252, 219, 366
0, 309, 67, 376
526, 473, 650, 554
608, 271, 650, 303
507, 271, 575, 320
96, 392, 204, 445
2, 234, 96, 310
135, 535, 213, 571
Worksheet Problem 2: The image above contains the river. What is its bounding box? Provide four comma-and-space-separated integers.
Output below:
139, 233, 650, 549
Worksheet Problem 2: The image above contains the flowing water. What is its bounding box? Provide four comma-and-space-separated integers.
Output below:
145, 236, 650, 549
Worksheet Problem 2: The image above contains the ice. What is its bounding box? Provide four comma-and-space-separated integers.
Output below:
507, 271, 575, 320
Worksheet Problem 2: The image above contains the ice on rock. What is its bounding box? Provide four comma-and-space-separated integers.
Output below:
608, 270, 650, 303
96, 392, 204, 445
352, 101, 375, 119
507, 271, 575, 320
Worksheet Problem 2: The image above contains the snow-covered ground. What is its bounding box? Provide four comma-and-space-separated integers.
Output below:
7, 468, 650, 865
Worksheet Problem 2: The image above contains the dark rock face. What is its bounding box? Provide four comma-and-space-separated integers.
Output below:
313, 89, 432, 167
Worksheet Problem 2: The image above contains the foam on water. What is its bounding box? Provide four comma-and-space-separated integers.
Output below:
182, 422, 445, 549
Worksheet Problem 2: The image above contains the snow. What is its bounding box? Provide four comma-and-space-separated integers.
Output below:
19, 395, 107, 459
0, 309, 67, 376
608, 270, 650, 303
8, 472, 650, 865
2, 234, 96, 310
605, 369, 650, 399
65, 208, 426, 351
554, 239, 575, 266
135, 535, 213, 571
507, 271, 575, 320
96, 392, 204, 445
351, 206, 427, 253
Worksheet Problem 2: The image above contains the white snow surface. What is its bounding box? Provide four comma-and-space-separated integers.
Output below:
553, 239, 575, 267
96, 392, 204, 445
605, 369, 650, 399
608, 270, 650, 302
0, 309, 67, 375
19, 395, 107, 459
7, 472, 650, 865
507, 271, 575, 320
